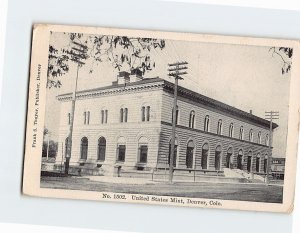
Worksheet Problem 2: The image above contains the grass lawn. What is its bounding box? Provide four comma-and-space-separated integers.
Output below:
40, 176, 283, 203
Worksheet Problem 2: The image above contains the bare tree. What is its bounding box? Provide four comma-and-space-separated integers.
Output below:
269, 47, 293, 74
47, 32, 165, 88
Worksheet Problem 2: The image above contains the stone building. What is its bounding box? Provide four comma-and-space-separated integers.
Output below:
271, 157, 285, 180
55, 71, 277, 178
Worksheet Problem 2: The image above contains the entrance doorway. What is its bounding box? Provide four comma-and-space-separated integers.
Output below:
215, 145, 221, 170
201, 143, 209, 169
256, 156, 260, 172
264, 157, 268, 173
186, 140, 194, 169
226, 147, 233, 168
237, 150, 243, 170
247, 156, 252, 172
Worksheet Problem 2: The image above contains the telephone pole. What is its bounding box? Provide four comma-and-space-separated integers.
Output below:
64, 41, 88, 175
265, 111, 279, 184
168, 61, 188, 183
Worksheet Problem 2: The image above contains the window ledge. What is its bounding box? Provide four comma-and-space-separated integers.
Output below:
136, 162, 147, 167
115, 161, 125, 165
96, 160, 105, 164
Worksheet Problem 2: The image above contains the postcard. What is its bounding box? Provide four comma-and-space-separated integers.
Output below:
23, 24, 300, 213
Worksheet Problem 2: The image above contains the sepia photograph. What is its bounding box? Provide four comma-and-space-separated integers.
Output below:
23, 24, 300, 212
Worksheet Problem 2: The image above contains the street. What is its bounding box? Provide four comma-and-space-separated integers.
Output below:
40, 175, 283, 203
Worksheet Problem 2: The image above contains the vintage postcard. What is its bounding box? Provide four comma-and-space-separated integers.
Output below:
23, 24, 300, 213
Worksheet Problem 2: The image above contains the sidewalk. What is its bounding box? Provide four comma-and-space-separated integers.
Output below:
82, 175, 283, 187
85, 176, 157, 185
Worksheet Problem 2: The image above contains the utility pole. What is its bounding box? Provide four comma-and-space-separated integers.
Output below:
168, 61, 188, 184
64, 41, 88, 175
265, 111, 279, 184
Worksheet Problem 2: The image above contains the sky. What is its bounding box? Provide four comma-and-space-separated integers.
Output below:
44, 32, 292, 157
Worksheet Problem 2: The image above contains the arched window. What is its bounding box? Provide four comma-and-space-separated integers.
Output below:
168, 137, 178, 167
65, 137, 69, 158
97, 137, 106, 161
186, 140, 195, 168
256, 153, 261, 172
201, 143, 209, 169
237, 149, 243, 170
247, 151, 252, 172
239, 126, 244, 140
215, 145, 222, 170
249, 129, 253, 142
138, 137, 148, 163
265, 134, 269, 146
257, 132, 262, 144
229, 123, 234, 138
120, 108, 128, 123
204, 115, 210, 132
80, 137, 88, 160
189, 111, 195, 128
117, 137, 126, 162
172, 105, 179, 125
217, 120, 222, 135
226, 147, 233, 168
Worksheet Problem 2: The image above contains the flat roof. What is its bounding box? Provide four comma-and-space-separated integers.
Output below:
57, 77, 278, 129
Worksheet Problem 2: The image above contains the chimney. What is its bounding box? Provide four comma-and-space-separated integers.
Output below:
129, 69, 143, 82
117, 71, 130, 85
250, 110, 253, 114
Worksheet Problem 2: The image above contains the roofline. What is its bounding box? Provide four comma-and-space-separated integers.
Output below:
162, 80, 278, 130
57, 77, 278, 130
57, 77, 164, 98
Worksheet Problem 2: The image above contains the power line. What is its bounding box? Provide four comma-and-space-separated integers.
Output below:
168, 61, 188, 184
64, 41, 88, 175
264, 110, 279, 184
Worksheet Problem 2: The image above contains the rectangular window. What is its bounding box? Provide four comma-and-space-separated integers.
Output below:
124, 108, 128, 122
84, 111, 90, 124
101, 110, 108, 124
139, 145, 148, 163
84, 112, 86, 124
141, 106, 145, 122
101, 110, 104, 124
68, 113, 71, 125
146, 106, 150, 121
117, 145, 126, 162
120, 109, 123, 123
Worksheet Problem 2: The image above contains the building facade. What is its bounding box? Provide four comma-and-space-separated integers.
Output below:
55, 72, 277, 177
271, 157, 285, 180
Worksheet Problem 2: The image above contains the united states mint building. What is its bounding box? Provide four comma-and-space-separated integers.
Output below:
55, 71, 277, 179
